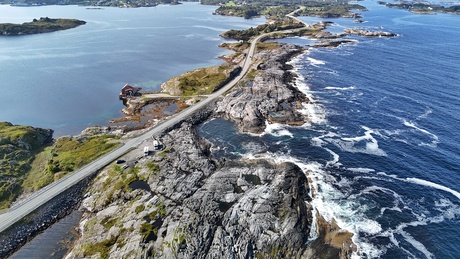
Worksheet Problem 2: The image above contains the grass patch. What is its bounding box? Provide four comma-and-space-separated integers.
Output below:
101, 216, 118, 229
23, 135, 119, 193
82, 235, 117, 259
158, 147, 171, 158
245, 69, 260, 80
135, 204, 145, 213
102, 166, 141, 205
0, 122, 53, 209
256, 42, 279, 52
162, 65, 234, 96
146, 161, 160, 173
0, 17, 86, 36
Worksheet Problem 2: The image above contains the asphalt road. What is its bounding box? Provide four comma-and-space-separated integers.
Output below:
0, 31, 261, 233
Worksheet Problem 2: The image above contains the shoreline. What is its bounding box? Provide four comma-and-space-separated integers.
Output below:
0, 9, 398, 258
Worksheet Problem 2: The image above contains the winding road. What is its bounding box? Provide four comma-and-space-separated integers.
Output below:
0, 14, 310, 233
0, 30, 264, 234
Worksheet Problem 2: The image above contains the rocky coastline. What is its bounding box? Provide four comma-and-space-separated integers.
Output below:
61, 43, 356, 259
0, 17, 400, 257
216, 44, 308, 134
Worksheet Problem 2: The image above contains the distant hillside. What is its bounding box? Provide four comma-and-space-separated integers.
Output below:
2, 0, 182, 8
0, 17, 86, 36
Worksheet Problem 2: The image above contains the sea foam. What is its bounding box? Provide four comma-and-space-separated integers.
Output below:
405, 177, 460, 200
263, 122, 294, 138
403, 120, 439, 147
334, 126, 387, 156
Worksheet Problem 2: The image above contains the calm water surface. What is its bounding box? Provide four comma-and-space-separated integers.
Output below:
0, 3, 264, 136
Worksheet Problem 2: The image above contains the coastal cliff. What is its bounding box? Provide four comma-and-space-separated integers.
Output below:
66, 43, 355, 258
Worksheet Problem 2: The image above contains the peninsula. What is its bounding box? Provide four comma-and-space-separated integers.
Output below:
0, 3, 399, 258
0, 17, 86, 36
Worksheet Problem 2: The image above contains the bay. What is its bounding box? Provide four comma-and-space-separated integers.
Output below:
0, 3, 265, 136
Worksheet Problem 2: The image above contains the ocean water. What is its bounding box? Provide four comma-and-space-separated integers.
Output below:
0, 3, 265, 136
198, 1, 460, 258
3, 1, 459, 258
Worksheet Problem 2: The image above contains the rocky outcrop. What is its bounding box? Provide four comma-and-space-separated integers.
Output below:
66, 43, 355, 259
313, 39, 358, 48
67, 123, 313, 258
216, 43, 309, 134
303, 211, 356, 259
344, 28, 397, 37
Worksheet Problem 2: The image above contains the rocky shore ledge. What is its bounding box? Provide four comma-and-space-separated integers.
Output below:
64, 43, 355, 259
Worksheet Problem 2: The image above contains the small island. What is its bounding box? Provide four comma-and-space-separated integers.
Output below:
378, 1, 460, 15
0, 17, 86, 36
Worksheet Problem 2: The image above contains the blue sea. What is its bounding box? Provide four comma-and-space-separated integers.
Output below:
199, 1, 460, 258
3, 1, 460, 258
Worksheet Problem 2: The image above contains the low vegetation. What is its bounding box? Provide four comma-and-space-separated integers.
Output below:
256, 41, 279, 52
378, 1, 460, 15
23, 135, 119, 191
0, 0, 179, 8
82, 234, 118, 258
212, 1, 366, 19
296, 3, 367, 18
220, 18, 308, 41
0, 122, 52, 209
0, 121, 120, 209
162, 65, 235, 96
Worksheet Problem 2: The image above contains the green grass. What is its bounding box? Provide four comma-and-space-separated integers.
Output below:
101, 217, 118, 229
146, 161, 160, 173
135, 204, 145, 213
256, 42, 279, 52
24, 135, 120, 192
47, 136, 119, 177
82, 235, 117, 259
158, 147, 171, 157
245, 69, 260, 80
163, 65, 234, 96
0, 122, 53, 209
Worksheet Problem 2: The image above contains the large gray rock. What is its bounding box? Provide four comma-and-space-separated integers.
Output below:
67, 124, 312, 259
